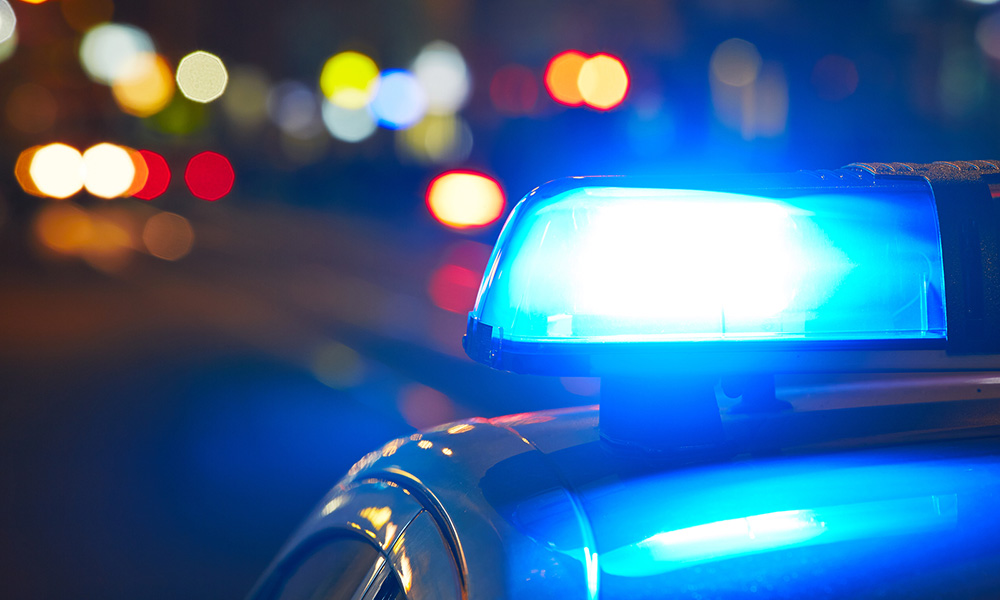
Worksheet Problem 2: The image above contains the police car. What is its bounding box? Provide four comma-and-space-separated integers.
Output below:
249, 161, 1000, 599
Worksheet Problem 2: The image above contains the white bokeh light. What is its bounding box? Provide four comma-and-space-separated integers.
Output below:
321, 101, 377, 142
83, 143, 136, 199
0, 0, 16, 46
80, 23, 155, 84
411, 41, 470, 115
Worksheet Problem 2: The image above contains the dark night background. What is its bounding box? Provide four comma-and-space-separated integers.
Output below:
2, 0, 1000, 597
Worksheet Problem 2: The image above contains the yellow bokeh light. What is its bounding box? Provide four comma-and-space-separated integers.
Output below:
30, 143, 84, 199
577, 54, 630, 110
112, 53, 175, 117
83, 143, 136, 199
34, 203, 94, 253
142, 211, 194, 261
320, 51, 380, 109
396, 114, 472, 164
176, 50, 228, 103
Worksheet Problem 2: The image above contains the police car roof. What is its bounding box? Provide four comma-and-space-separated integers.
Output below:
300, 372, 1000, 598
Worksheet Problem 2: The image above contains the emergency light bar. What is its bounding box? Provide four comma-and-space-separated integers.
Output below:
464, 161, 1000, 376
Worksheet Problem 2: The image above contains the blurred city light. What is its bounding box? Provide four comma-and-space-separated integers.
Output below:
369, 70, 426, 130
185, 151, 234, 201
17, 0, 49, 4
428, 263, 480, 313
578, 53, 630, 110
30, 143, 85, 199
6, 83, 57, 134
411, 41, 470, 115
111, 53, 175, 117
396, 383, 456, 429
77, 207, 136, 272
490, 65, 538, 115
133, 150, 170, 200
221, 66, 270, 130
545, 50, 589, 106
319, 51, 380, 109
15, 145, 44, 197
710, 39, 786, 140
268, 80, 323, 138
34, 203, 93, 253
396, 114, 472, 164
79, 23, 154, 84
321, 101, 377, 142
311, 341, 365, 389
710, 38, 762, 87
425, 170, 505, 229
0, 0, 16, 44
0, 28, 15, 62
429, 239, 491, 314
142, 211, 194, 260
123, 148, 149, 197
82, 143, 135, 198
977, 12, 1000, 60
812, 54, 859, 101
60, 0, 114, 33
176, 50, 228, 103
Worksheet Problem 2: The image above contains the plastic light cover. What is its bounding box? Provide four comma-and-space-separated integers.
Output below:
471, 180, 946, 345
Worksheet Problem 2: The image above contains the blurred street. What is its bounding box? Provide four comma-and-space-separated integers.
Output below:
0, 201, 593, 597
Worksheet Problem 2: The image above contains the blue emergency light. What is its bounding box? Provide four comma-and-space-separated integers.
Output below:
465, 161, 1000, 377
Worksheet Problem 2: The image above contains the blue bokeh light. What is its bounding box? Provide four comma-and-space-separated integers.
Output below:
368, 69, 427, 130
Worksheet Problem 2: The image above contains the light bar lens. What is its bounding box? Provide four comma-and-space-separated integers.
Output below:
472, 183, 946, 343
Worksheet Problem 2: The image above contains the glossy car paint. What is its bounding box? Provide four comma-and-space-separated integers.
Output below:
252, 374, 1000, 599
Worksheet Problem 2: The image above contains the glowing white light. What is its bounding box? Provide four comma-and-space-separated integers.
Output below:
0, 0, 16, 45
321, 101, 377, 142
30, 144, 85, 199
369, 70, 427, 130
411, 41, 470, 115
176, 50, 228, 103
80, 23, 155, 84
83, 143, 136, 199
569, 194, 800, 323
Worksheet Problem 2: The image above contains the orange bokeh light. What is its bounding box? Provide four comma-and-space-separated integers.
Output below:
15, 146, 44, 197
426, 170, 505, 230
544, 50, 589, 106
123, 148, 150, 197
578, 53, 630, 110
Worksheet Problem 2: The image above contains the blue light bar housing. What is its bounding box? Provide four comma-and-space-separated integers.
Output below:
465, 162, 1000, 376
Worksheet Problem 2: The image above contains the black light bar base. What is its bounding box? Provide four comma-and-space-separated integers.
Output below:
600, 375, 725, 453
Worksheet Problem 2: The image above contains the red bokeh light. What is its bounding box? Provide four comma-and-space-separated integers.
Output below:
428, 263, 481, 313
184, 151, 234, 201
133, 150, 171, 200
489, 65, 539, 115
